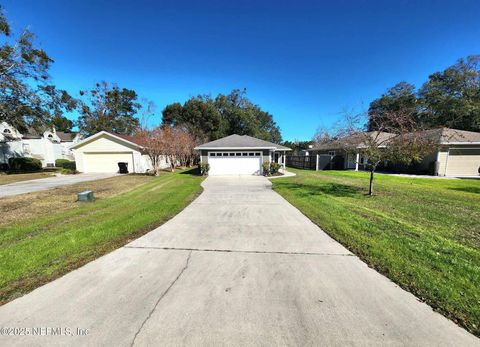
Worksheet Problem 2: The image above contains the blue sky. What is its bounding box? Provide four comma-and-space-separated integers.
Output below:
3, 0, 480, 141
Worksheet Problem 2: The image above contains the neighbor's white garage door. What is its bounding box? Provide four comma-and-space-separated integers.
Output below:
83, 152, 134, 173
445, 148, 480, 176
208, 152, 262, 176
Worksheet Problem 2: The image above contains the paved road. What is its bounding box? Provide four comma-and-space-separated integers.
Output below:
0, 173, 116, 197
0, 176, 477, 346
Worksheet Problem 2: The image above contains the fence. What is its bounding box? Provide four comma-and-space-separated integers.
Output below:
286, 154, 346, 170
285, 155, 317, 170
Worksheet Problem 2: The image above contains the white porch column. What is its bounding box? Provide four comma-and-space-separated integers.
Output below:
355, 151, 360, 171
316, 154, 319, 171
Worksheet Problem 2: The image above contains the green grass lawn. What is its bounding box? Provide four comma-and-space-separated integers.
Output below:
0, 170, 203, 303
272, 168, 480, 336
0, 171, 55, 185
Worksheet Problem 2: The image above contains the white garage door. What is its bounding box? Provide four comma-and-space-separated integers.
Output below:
208, 152, 262, 176
83, 152, 134, 173
445, 148, 480, 176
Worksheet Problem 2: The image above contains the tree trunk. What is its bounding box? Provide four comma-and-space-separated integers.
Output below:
369, 168, 375, 196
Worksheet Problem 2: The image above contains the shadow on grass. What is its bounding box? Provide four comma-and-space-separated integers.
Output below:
449, 186, 480, 194
179, 167, 201, 176
276, 181, 362, 198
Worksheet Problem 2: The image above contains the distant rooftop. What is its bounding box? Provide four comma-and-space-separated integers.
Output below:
310, 128, 480, 151
195, 134, 291, 150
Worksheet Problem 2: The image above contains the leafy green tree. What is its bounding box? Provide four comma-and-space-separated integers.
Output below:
162, 97, 222, 141
162, 102, 184, 127
418, 55, 480, 132
77, 82, 141, 136
368, 82, 418, 131
0, 7, 76, 132
50, 115, 73, 132
162, 89, 282, 142
214, 90, 258, 137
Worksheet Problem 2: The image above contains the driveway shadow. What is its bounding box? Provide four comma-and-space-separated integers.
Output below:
276, 182, 361, 198
179, 167, 201, 176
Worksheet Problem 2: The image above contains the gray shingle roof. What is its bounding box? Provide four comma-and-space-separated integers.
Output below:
312, 131, 395, 150
56, 131, 78, 142
419, 128, 480, 144
195, 134, 291, 150
311, 128, 480, 151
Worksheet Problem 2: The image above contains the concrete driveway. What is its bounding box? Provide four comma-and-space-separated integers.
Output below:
0, 176, 477, 346
0, 173, 116, 198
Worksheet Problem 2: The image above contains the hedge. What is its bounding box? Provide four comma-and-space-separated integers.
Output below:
8, 157, 42, 172
55, 159, 76, 170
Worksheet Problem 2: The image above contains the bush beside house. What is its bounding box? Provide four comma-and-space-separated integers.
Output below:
8, 157, 43, 172
55, 159, 76, 170
200, 163, 210, 176
262, 161, 283, 176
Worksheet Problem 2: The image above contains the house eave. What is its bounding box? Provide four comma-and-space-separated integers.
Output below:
441, 141, 480, 145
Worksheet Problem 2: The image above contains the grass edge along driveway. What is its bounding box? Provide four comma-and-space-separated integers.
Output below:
272, 168, 480, 337
0, 170, 203, 303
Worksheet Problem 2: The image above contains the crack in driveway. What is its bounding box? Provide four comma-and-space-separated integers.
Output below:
130, 251, 192, 347
125, 245, 353, 257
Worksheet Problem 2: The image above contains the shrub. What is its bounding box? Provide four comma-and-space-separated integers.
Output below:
60, 168, 78, 175
55, 159, 69, 167
270, 162, 281, 175
63, 161, 76, 170
8, 157, 42, 172
200, 163, 210, 176
262, 161, 271, 176
55, 159, 76, 170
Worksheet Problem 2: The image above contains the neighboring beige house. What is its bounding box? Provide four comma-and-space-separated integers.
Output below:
302, 128, 480, 177
71, 131, 168, 173
0, 122, 81, 168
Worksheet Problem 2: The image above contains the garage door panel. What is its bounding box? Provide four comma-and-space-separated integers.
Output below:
209, 156, 262, 176
446, 149, 480, 176
84, 152, 133, 173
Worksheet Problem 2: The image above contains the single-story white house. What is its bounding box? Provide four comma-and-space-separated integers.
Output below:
71, 131, 168, 173
195, 134, 291, 176
0, 122, 81, 168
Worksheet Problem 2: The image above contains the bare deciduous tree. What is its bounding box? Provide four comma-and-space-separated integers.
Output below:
339, 110, 438, 195
137, 126, 198, 175
136, 127, 165, 176
313, 126, 334, 146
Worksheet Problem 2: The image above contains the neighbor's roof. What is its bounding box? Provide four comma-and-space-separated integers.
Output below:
195, 134, 291, 151
312, 131, 395, 150
22, 128, 42, 139
70, 131, 143, 150
416, 128, 480, 144
311, 128, 480, 151
56, 131, 78, 142
114, 133, 145, 146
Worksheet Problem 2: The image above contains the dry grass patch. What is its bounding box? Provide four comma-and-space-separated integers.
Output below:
0, 175, 153, 227
0, 172, 55, 185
